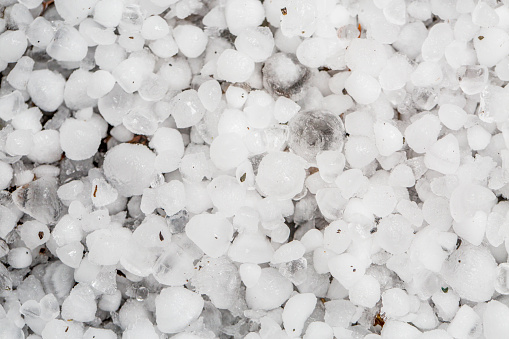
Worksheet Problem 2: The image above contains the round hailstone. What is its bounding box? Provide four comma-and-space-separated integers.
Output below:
424, 134, 460, 174
304, 322, 334, 339
373, 121, 403, 156
173, 25, 208, 58
474, 27, 509, 67
87, 70, 116, 99
282, 293, 317, 337
28, 130, 63, 163
376, 214, 414, 254
156, 287, 204, 334
103, 143, 156, 197
46, 25, 88, 62
348, 275, 381, 308
210, 133, 249, 171
185, 213, 233, 258
344, 136, 378, 168
27, 70, 65, 112
438, 104, 467, 130
224, 0, 265, 35
255, 151, 306, 200
345, 38, 388, 77
484, 300, 509, 339
169, 90, 206, 128
441, 243, 496, 302
328, 253, 366, 288
60, 118, 102, 161
7, 247, 32, 269
245, 267, 293, 310
0, 30, 28, 63
344, 71, 381, 104
234, 26, 275, 63
141, 15, 170, 40
197, 79, 222, 112
216, 49, 255, 83
5, 129, 33, 156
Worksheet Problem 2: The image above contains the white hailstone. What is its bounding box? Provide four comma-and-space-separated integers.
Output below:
185, 213, 233, 258
87, 70, 116, 99
207, 175, 246, 217
295, 37, 329, 68
217, 109, 249, 136
19, 220, 50, 250
11, 107, 43, 133
323, 220, 351, 254
344, 71, 381, 105
377, 214, 414, 254
239, 263, 262, 288
41, 319, 84, 339
441, 243, 496, 302
210, 133, 249, 171
103, 143, 156, 197
173, 25, 208, 58
346, 38, 388, 77
95, 44, 127, 72
344, 136, 378, 168
27, 17, 54, 49
61, 284, 97, 322
381, 321, 422, 338
245, 267, 293, 310
6, 56, 34, 91
57, 180, 84, 201
216, 49, 255, 83
379, 54, 412, 91
404, 114, 441, 153
228, 231, 275, 263
421, 23, 454, 62
46, 25, 88, 62
328, 253, 366, 288
431, 290, 460, 322
272, 241, 306, 264
169, 89, 206, 128
5, 129, 33, 156
274, 96, 301, 123
447, 305, 482, 339
303, 322, 334, 339
411, 61, 443, 87
0, 30, 28, 63
86, 228, 131, 266
156, 181, 186, 216
60, 118, 102, 161
279, 0, 317, 38
112, 57, 153, 94
316, 151, 345, 183
363, 185, 397, 217
282, 293, 317, 337
382, 288, 411, 318
467, 125, 491, 151
156, 287, 204, 334
389, 164, 415, 187
438, 104, 467, 130
256, 151, 306, 200
225, 85, 249, 108
0, 162, 13, 190
349, 274, 381, 308
93, 0, 123, 28
483, 300, 509, 339
91, 178, 118, 207
149, 35, 179, 59
83, 328, 117, 339
474, 28, 509, 67
141, 16, 170, 40
424, 134, 460, 174
224, 0, 265, 35
235, 26, 275, 63
7, 247, 32, 269
198, 79, 222, 112
27, 130, 63, 163
56, 242, 84, 268
373, 121, 403, 156
27, 70, 65, 112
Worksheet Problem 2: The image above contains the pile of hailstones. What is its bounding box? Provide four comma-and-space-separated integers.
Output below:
3, 0, 509, 338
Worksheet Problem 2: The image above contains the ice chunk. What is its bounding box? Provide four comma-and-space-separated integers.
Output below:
156, 287, 204, 333
245, 267, 293, 310
173, 25, 207, 58
457, 65, 489, 95
112, 57, 153, 94
141, 15, 169, 40
27, 70, 66, 112
103, 143, 156, 197
363, 185, 397, 217
56, 242, 84, 268
12, 177, 63, 224
288, 110, 345, 162
185, 213, 233, 258
0, 162, 13, 190
83, 327, 117, 339
441, 243, 496, 302
324, 299, 356, 328
483, 300, 509, 339
0, 90, 25, 121
216, 49, 255, 83
47, 25, 88, 62
239, 263, 262, 288
256, 151, 306, 199
381, 320, 422, 338
86, 70, 115, 99
282, 293, 316, 337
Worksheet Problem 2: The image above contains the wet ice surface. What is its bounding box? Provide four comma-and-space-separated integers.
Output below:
2, 0, 509, 338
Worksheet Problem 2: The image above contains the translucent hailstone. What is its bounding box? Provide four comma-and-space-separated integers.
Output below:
457, 65, 489, 95
0, 30, 28, 63
169, 90, 206, 128
59, 118, 102, 161
12, 177, 63, 224
235, 26, 275, 63
46, 25, 88, 62
224, 0, 265, 36
216, 49, 255, 83
103, 143, 156, 197
173, 25, 208, 58
262, 52, 310, 100
27, 70, 66, 112
156, 287, 204, 334
288, 110, 345, 162
185, 213, 233, 258
153, 242, 195, 286
344, 71, 381, 105
441, 243, 496, 302
245, 267, 293, 310
346, 38, 388, 77
256, 151, 306, 200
